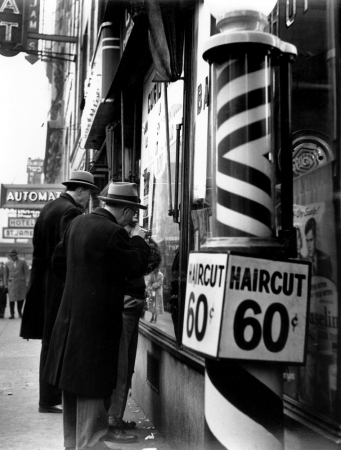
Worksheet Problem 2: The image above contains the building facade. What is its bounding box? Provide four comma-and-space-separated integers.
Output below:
51, 0, 341, 448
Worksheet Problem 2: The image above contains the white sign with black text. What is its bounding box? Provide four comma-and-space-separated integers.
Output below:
183, 252, 311, 363
182, 252, 228, 357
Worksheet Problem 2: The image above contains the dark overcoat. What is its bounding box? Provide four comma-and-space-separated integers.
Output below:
20, 193, 82, 342
44, 208, 149, 398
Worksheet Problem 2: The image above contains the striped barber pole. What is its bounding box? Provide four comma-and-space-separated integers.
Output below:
213, 54, 274, 238
205, 359, 284, 449
205, 52, 284, 450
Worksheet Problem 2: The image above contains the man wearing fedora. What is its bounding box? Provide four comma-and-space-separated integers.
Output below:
44, 182, 149, 450
4, 250, 30, 319
20, 170, 99, 414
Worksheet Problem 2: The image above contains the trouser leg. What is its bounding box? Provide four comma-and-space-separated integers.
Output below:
9, 301, 15, 317
109, 296, 144, 423
63, 391, 110, 450
0, 291, 6, 317
17, 299, 24, 316
39, 343, 62, 407
63, 391, 77, 449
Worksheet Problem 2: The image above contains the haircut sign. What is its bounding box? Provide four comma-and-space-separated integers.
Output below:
183, 252, 311, 363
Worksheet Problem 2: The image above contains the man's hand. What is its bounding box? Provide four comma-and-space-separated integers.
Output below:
130, 226, 147, 239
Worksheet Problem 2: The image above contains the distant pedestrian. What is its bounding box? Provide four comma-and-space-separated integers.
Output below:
147, 265, 164, 323
44, 182, 149, 450
20, 170, 99, 415
0, 262, 7, 318
4, 250, 30, 319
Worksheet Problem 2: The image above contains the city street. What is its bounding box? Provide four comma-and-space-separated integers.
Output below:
0, 315, 174, 450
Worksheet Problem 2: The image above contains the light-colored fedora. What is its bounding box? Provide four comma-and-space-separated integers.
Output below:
98, 182, 147, 210
62, 170, 99, 191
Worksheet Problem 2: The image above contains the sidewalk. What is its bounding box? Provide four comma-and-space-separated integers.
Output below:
0, 316, 174, 450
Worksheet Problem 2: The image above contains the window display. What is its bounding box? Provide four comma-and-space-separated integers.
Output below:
139, 68, 184, 338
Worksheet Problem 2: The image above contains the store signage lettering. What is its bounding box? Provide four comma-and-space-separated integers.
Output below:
1, 184, 64, 210
8, 218, 36, 227
26, 0, 40, 51
183, 252, 310, 363
197, 77, 209, 115
6, 190, 61, 202
28, 0, 38, 29
0, 0, 21, 42
183, 253, 228, 356
3, 228, 33, 239
229, 265, 306, 297
286, 0, 309, 27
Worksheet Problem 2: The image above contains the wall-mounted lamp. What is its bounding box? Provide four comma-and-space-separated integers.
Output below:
203, 0, 297, 256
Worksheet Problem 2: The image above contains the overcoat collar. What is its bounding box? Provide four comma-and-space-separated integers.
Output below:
92, 207, 119, 224
60, 192, 78, 207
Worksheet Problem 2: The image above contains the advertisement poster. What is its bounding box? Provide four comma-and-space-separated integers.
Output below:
284, 201, 338, 416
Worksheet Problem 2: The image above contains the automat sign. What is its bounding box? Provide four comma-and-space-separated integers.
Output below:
0, 0, 40, 57
182, 252, 311, 363
0, 184, 64, 210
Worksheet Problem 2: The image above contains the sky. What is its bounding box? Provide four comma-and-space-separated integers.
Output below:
0, 53, 50, 184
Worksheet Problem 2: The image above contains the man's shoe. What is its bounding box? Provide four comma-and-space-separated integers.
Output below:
38, 404, 63, 413
102, 428, 138, 443
116, 419, 136, 429
9, 316, 14, 319
108, 416, 136, 430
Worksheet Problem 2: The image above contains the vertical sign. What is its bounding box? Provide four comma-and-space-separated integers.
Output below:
26, 0, 40, 53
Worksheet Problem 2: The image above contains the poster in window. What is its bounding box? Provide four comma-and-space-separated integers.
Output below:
284, 201, 338, 417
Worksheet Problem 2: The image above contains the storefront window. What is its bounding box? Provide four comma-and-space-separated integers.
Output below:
139, 67, 183, 338
191, 2, 212, 250
275, 0, 339, 425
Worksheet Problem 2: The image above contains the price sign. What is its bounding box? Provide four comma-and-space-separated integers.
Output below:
182, 252, 228, 357
183, 252, 310, 363
220, 254, 310, 363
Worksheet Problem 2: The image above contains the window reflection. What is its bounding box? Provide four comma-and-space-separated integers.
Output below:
139, 69, 183, 338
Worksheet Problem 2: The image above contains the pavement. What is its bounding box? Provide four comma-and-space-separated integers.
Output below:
0, 313, 174, 450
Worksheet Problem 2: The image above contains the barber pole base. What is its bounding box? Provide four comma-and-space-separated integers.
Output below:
205, 359, 284, 450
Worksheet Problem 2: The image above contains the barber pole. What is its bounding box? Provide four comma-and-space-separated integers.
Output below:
201, 1, 297, 449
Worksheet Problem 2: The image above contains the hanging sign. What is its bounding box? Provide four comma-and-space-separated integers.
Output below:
0, 0, 24, 56
0, 184, 64, 210
0, 0, 40, 57
183, 252, 311, 363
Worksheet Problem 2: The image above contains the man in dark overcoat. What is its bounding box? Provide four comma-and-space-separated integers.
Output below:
44, 182, 149, 450
20, 170, 99, 413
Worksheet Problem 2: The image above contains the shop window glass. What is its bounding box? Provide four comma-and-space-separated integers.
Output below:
274, 0, 339, 426
139, 68, 183, 338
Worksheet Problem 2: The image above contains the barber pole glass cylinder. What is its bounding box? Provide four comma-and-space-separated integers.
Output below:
212, 50, 274, 238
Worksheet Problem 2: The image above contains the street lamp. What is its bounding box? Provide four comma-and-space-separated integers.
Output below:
201, 2, 297, 449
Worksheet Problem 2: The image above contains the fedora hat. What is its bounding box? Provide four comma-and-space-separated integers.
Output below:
62, 170, 99, 191
98, 182, 147, 210
9, 249, 18, 256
